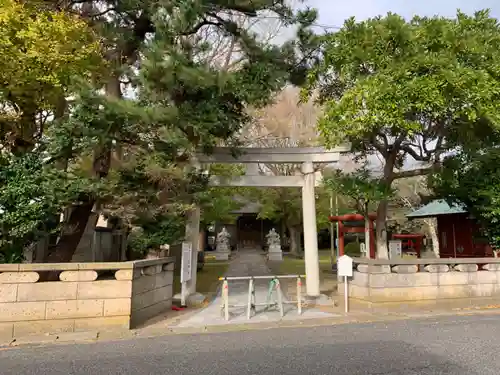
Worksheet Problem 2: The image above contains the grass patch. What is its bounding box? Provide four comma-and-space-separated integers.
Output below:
270, 250, 334, 276
173, 258, 229, 299
267, 250, 338, 296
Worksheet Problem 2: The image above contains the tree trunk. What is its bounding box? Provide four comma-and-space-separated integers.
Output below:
424, 218, 440, 258
45, 201, 96, 263
289, 225, 302, 257
364, 215, 370, 258
45, 77, 119, 262
375, 201, 389, 259
375, 152, 397, 259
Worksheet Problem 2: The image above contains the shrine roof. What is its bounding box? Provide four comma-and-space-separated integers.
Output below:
406, 199, 467, 219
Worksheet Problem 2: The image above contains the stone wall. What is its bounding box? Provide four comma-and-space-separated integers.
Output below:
342, 257, 500, 307
0, 258, 174, 342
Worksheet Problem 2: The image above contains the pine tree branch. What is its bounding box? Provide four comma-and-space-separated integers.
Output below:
393, 163, 442, 179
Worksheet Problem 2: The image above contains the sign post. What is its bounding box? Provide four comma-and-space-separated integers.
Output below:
180, 242, 192, 306
337, 255, 353, 313
389, 240, 402, 259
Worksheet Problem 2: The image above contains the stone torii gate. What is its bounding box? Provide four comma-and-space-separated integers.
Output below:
183, 146, 349, 301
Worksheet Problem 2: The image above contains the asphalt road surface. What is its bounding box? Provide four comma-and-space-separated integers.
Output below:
1, 314, 500, 375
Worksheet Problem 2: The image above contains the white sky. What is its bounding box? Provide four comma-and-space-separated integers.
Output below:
309, 0, 499, 28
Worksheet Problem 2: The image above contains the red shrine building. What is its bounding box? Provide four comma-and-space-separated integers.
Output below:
329, 200, 495, 259
406, 199, 494, 258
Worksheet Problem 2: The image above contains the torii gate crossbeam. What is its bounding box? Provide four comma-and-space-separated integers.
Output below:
184, 146, 349, 300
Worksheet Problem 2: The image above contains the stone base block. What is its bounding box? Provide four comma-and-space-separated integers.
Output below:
267, 252, 283, 261
303, 293, 332, 307
173, 292, 206, 307
214, 251, 230, 261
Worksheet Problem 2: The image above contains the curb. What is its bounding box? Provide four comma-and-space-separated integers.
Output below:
1, 331, 101, 349
3, 308, 500, 350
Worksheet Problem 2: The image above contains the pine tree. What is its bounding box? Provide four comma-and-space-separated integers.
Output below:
37, 0, 318, 261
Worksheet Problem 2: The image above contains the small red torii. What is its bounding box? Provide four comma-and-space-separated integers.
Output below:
391, 233, 425, 258
328, 213, 377, 258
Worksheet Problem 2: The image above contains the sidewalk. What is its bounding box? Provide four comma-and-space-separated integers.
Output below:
174, 249, 338, 327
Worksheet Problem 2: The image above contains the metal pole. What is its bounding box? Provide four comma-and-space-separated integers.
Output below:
335, 193, 340, 259
330, 193, 334, 263
297, 276, 302, 315
220, 275, 304, 281
344, 275, 349, 313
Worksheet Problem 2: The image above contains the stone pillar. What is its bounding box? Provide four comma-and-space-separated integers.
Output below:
302, 161, 320, 297
92, 230, 101, 262
185, 207, 200, 296
22, 245, 34, 263
198, 230, 205, 252
35, 235, 49, 262
185, 155, 202, 298
120, 229, 128, 261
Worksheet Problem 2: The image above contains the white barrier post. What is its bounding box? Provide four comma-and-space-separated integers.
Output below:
275, 278, 284, 318
297, 276, 302, 315
222, 279, 229, 321
247, 278, 255, 319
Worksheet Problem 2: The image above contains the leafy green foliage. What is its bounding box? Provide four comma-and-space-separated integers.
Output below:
429, 148, 500, 248
303, 10, 500, 174
127, 213, 186, 258
252, 187, 301, 225
0, 0, 321, 262
302, 11, 500, 255
344, 241, 361, 257
248, 185, 333, 231
196, 164, 248, 225
0, 0, 102, 154
323, 168, 395, 215
0, 152, 96, 261
0, 248, 24, 264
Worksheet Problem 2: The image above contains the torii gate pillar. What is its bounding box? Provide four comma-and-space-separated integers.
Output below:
302, 161, 320, 297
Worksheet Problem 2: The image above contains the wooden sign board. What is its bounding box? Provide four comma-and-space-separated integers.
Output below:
180, 242, 192, 283
389, 240, 402, 259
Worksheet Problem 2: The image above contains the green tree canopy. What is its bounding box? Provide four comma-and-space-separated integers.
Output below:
0, 0, 102, 154
323, 168, 395, 216
1, 0, 319, 262
0, 0, 103, 262
303, 10, 500, 255
429, 148, 500, 249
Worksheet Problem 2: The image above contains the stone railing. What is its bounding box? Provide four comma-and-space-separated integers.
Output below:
341, 257, 500, 307
0, 257, 174, 341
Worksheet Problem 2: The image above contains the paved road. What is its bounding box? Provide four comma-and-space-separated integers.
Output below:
1, 314, 500, 374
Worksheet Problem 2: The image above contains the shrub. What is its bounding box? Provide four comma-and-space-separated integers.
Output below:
344, 241, 361, 256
